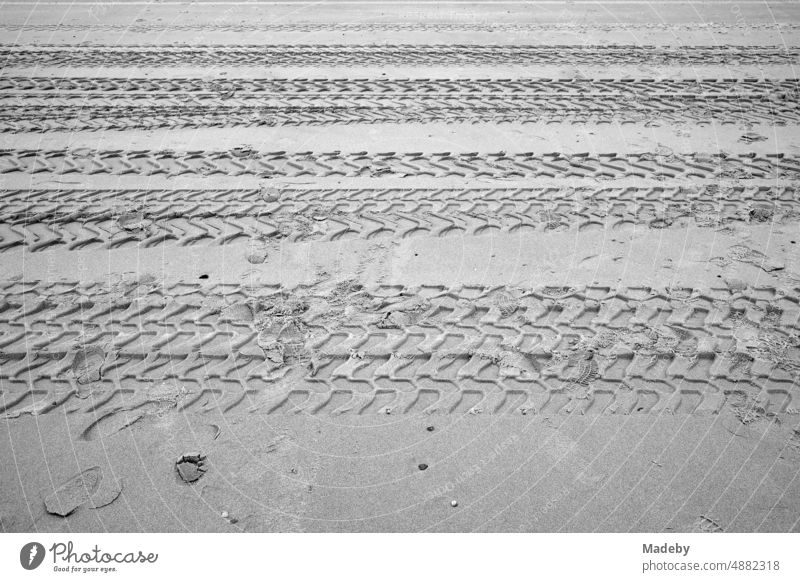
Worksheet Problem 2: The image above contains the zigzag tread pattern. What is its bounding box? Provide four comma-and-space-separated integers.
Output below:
2, 45, 798, 67
2, 77, 796, 94
3, 77, 795, 131
2, 94, 796, 131
1, 281, 799, 419
1, 150, 798, 179
0, 186, 797, 251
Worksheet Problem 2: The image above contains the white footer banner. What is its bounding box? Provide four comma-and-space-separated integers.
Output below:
1, 534, 797, 581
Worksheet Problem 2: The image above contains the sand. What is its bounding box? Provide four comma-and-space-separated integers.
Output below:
1, 1, 799, 532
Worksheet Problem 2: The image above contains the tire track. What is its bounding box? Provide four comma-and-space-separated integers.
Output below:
3, 77, 795, 94
3, 77, 794, 132
1, 149, 798, 179
0, 186, 795, 251
0, 281, 798, 418
2, 45, 797, 67
2, 94, 796, 132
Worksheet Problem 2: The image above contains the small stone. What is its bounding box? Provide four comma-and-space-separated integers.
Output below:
426, 426, 435, 432
246, 248, 268, 264
221, 511, 229, 519
418, 463, 428, 471
451, 500, 459, 508
261, 187, 280, 203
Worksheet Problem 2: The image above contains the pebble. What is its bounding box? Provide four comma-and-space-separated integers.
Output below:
451, 500, 459, 508
246, 248, 268, 265
261, 187, 280, 203
418, 463, 428, 471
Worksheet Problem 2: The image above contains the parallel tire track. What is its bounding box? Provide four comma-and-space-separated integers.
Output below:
3, 77, 795, 131
1, 281, 798, 418
2, 77, 795, 94
2, 45, 798, 67
2, 94, 796, 131
0, 186, 796, 251
1, 150, 798, 179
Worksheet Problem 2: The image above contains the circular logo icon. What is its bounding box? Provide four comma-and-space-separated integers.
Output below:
20, 542, 45, 570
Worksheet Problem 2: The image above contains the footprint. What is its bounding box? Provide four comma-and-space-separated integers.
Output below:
71, 347, 106, 385
43, 467, 101, 517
